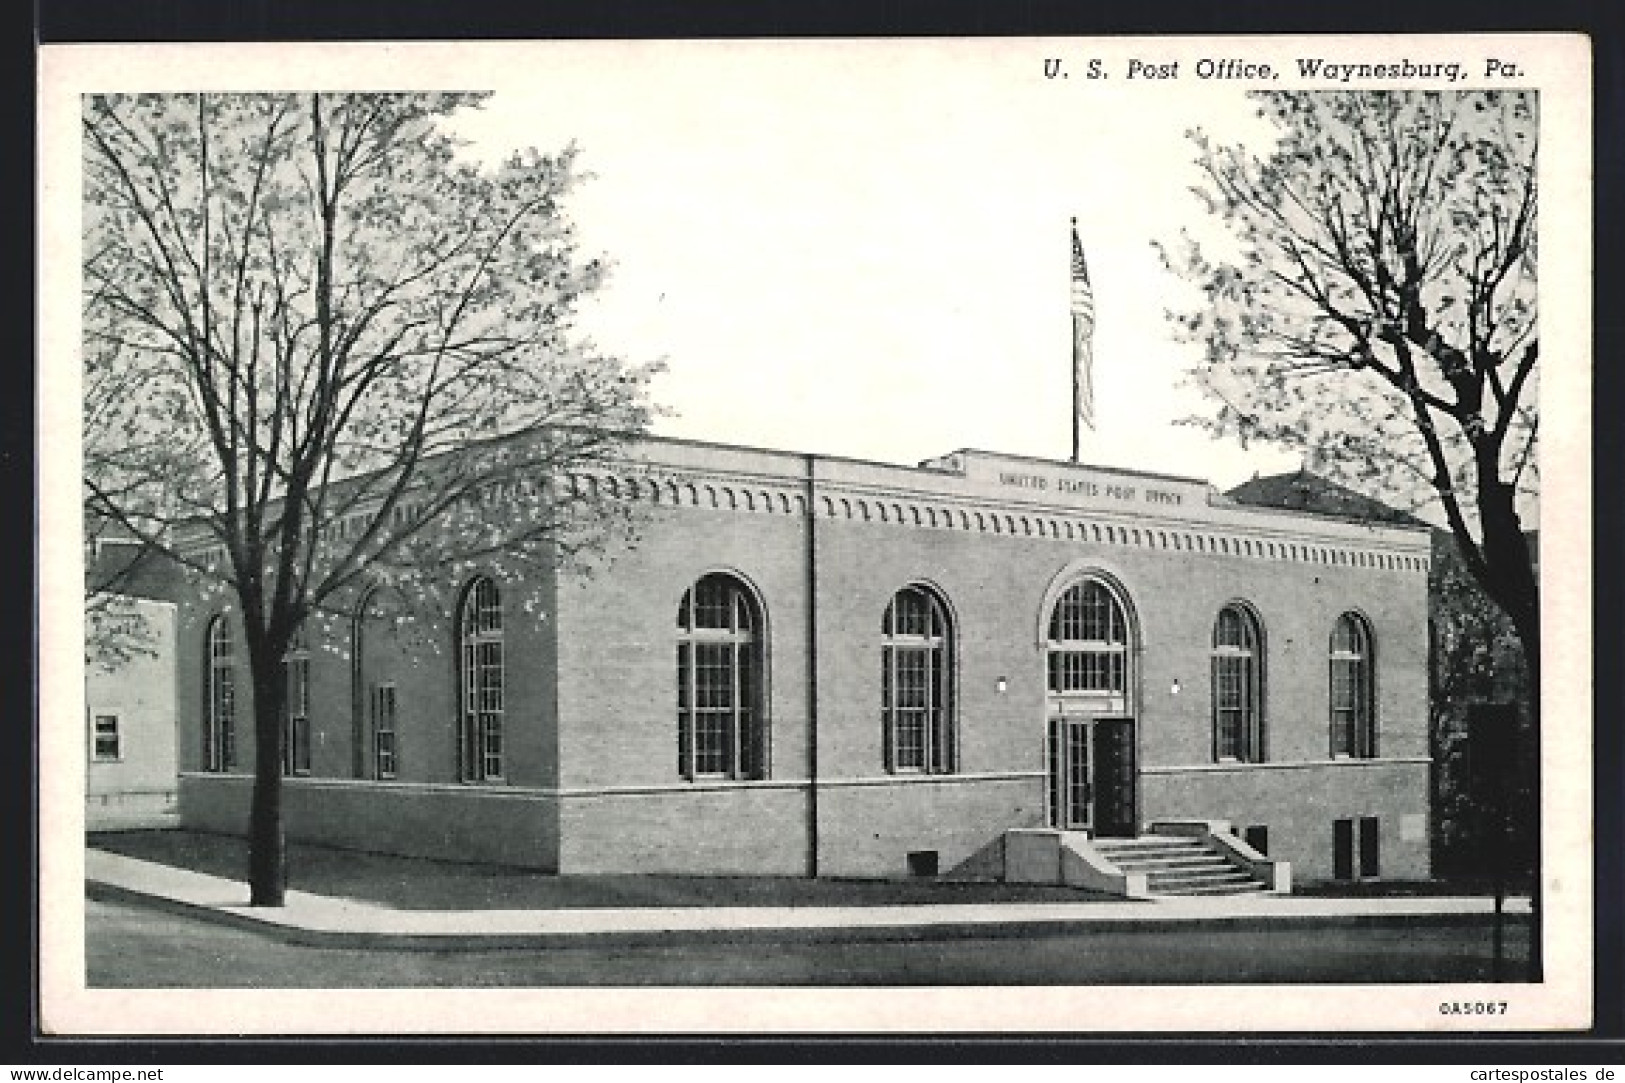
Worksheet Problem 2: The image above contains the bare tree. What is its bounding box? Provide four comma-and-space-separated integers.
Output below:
82, 92, 661, 905
1160, 90, 1541, 976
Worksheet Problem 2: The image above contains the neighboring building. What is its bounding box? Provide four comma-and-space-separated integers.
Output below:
1226, 468, 1432, 530
172, 435, 1434, 883
85, 531, 185, 829
86, 593, 179, 829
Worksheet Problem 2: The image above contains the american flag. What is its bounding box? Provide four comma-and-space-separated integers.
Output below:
1071, 222, 1096, 441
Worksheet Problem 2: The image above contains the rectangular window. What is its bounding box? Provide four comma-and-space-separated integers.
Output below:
1046, 721, 1061, 827
1048, 649, 1126, 694
1333, 818, 1355, 881
1067, 722, 1090, 829
1359, 816, 1381, 879
477, 640, 503, 779
1243, 824, 1268, 856
677, 642, 692, 775
372, 683, 397, 780
929, 647, 952, 774
92, 714, 121, 761
691, 642, 735, 776
284, 655, 311, 775
1333, 817, 1381, 880
208, 628, 236, 772
1215, 656, 1245, 759
1330, 659, 1356, 757
738, 641, 761, 778
891, 647, 929, 770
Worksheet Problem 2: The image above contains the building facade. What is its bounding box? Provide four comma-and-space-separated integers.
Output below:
87, 595, 180, 829
176, 435, 1433, 882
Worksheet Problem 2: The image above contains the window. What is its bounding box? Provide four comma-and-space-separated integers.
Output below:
1334, 816, 1381, 880
458, 577, 505, 781
1360, 816, 1381, 878
882, 585, 955, 773
282, 626, 311, 775
676, 573, 766, 780
1330, 612, 1377, 758
1046, 578, 1130, 713
372, 682, 398, 780
1212, 603, 1265, 762
205, 615, 236, 772
92, 714, 121, 761
1242, 824, 1269, 856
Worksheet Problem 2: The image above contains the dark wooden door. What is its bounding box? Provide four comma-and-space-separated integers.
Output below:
1092, 718, 1137, 837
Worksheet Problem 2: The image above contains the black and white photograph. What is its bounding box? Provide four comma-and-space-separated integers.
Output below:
38, 34, 1593, 1035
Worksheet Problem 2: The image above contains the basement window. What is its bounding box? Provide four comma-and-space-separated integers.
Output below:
907, 850, 940, 878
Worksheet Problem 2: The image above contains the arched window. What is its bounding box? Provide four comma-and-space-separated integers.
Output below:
882, 585, 956, 774
282, 625, 311, 775
354, 589, 398, 781
677, 573, 766, 780
458, 577, 505, 782
205, 615, 236, 772
1331, 612, 1376, 758
1046, 579, 1130, 713
1212, 604, 1265, 762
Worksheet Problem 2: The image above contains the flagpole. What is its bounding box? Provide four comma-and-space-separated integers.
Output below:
1071, 217, 1080, 464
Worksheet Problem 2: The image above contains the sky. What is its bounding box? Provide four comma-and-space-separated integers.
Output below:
444, 40, 1301, 490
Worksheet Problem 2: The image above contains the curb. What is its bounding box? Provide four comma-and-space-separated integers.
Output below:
86, 879, 1533, 953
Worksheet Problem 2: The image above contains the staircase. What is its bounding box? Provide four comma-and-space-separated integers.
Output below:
1003, 820, 1289, 899
1090, 834, 1271, 897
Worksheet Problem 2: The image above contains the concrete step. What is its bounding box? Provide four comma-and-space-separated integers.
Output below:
1095, 846, 1210, 861
1148, 865, 1255, 887
1094, 835, 1205, 848
1150, 858, 1248, 878
1154, 880, 1273, 897
1093, 841, 1208, 859
1104, 852, 1234, 871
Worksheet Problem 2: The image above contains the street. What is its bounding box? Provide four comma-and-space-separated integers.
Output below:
86, 896, 1530, 987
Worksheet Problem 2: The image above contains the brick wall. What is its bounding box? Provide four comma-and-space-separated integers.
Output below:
180, 773, 560, 869
174, 563, 561, 867
554, 503, 812, 789
1142, 759, 1431, 880
557, 784, 808, 875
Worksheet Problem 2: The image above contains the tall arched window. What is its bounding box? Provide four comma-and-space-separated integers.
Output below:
676, 573, 765, 780
1330, 612, 1376, 758
1046, 579, 1130, 712
1212, 604, 1265, 762
205, 615, 236, 772
354, 588, 399, 781
282, 625, 311, 775
882, 585, 955, 774
458, 577, 505, 782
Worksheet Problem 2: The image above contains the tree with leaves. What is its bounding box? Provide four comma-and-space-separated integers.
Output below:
1161, 90, 1540, 976
1429, 529, 1534, 880
83, 92, 660, 905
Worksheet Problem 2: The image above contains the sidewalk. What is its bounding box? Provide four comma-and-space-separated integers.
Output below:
85, 847, 1534, 951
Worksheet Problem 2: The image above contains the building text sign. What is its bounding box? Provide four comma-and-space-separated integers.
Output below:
994, 469, 1190, 508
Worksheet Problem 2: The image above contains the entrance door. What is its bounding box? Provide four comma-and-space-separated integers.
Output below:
1091, 717, 1137, 837
1047, 715, 1136, 836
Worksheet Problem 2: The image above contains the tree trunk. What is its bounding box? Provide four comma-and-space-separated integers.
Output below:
247, 639, 288, 907
1472, 472, 1540, 981
1509, 603, 1541, 983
